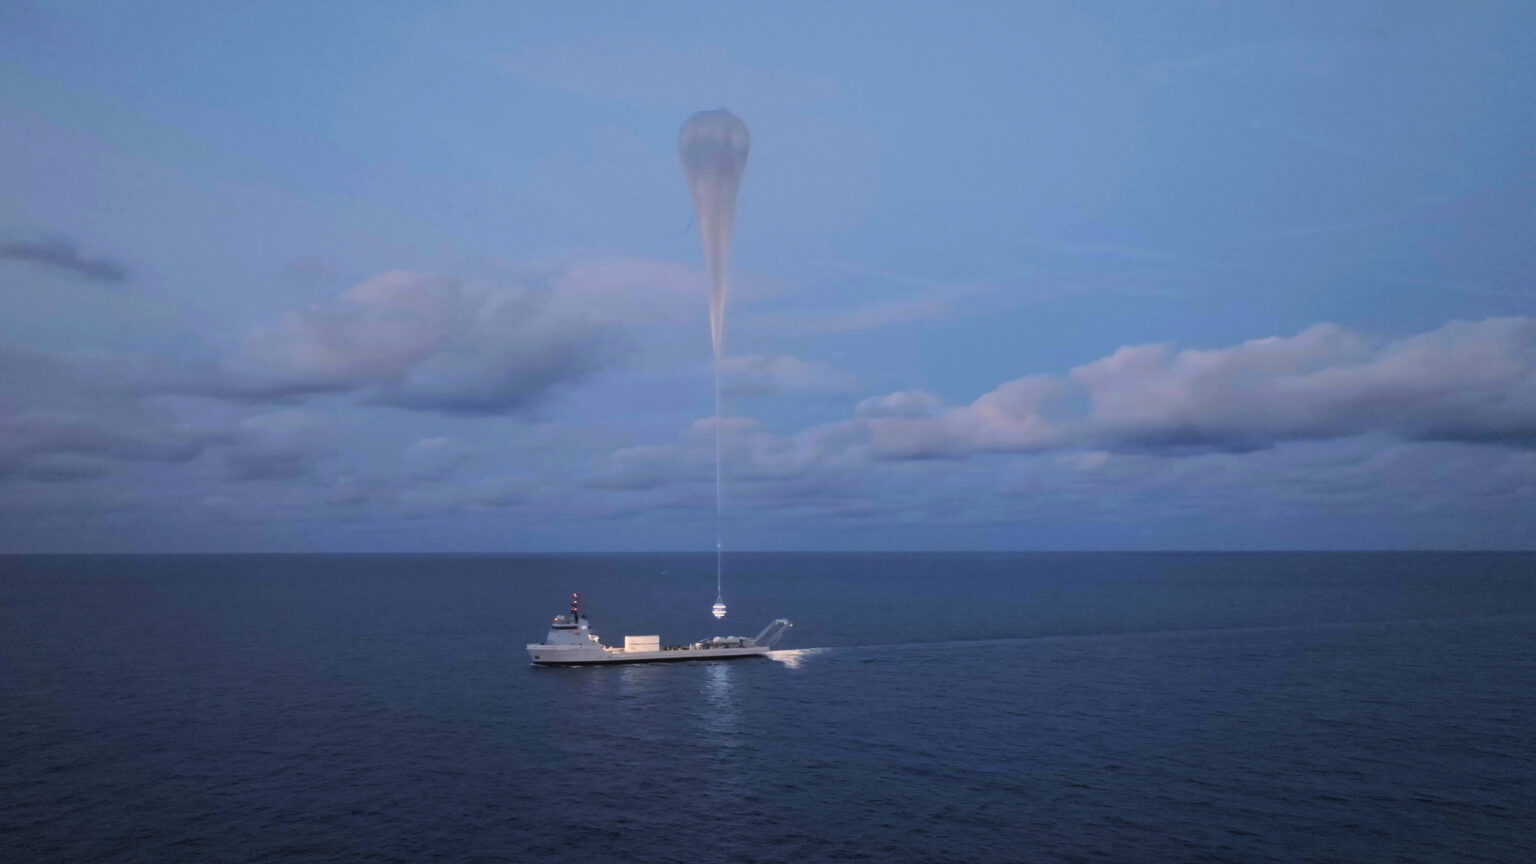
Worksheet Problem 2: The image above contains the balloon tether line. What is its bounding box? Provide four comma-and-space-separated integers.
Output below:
714, 353, 723, 608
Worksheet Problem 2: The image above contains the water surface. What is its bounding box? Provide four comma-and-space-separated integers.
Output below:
2, 552, 1533, 862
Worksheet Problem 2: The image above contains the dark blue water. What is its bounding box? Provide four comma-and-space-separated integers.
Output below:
2, 553, 1533, 863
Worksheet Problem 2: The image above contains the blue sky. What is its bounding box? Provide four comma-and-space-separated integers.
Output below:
1, 1, 1532, 551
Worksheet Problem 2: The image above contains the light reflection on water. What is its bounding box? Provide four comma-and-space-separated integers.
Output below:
696, 662, 751, 798
617, 662, 665, 690
767, 648, 825, 669
700, 662, 737, 744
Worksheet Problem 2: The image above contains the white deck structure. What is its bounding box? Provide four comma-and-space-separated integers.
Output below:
527, 594, 791, 666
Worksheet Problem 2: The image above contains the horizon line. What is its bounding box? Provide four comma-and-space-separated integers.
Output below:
2, 549, 1533, 557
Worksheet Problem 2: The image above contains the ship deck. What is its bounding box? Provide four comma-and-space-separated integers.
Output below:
529, 645, 770, 665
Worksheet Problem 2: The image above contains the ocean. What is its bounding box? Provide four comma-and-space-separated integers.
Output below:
2, 552, 1533, 863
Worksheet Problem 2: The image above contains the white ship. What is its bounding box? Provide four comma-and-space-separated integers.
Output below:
527, 594, 792, 666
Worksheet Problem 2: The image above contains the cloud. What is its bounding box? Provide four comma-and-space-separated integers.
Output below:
0, 233, 128, 283
859, 317, 1536, 458
0, 410, 212, 469
586, 415, 862, 492
400, 436, 472, 481
16, 454, 111, 483
221, 410, 337, 481
855, 390, 946, 418
583, 316, 1536, 517
999, 439, 1536, 533
0, 343, 224, 480
0, 343, 335, 487
720, 354, 857, 398
394, 473, 530, 517
1072, 318, 1536, 450
851, 376, 1075, 460
199, 271, 619, 415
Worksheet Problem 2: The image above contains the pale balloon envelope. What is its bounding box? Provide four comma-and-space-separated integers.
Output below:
679, 109, 750, 358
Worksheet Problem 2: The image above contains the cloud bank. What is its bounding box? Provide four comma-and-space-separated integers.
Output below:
201, 271, 618, 415
587, 317, 1536, 511
0, 343, 225, 483
4, 249, 1531, 550
0, 234, 128, 283
860, 317, 1536, 459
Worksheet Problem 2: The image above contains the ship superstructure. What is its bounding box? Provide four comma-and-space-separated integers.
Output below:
527, 594, 791, 666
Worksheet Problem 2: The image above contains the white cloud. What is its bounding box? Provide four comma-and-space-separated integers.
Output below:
855, 390, 946, 419
7, 305, 1533, 549
578, 317, 1536, 534
859, 317, 1536, 457
205, 270, 618, 415
1072, 317, 1536, 450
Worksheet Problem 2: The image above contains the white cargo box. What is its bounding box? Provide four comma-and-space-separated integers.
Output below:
624, 635, 660, 651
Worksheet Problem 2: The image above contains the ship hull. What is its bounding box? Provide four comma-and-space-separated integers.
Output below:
527, 645, 770, 665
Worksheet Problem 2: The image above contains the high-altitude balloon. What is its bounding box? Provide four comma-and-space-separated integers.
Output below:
679, 109, 750, 358
681, 109, 750, 622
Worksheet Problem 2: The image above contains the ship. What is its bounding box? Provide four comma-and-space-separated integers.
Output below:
527, 594, 792, 666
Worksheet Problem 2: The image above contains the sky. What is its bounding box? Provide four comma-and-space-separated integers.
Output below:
1, 1, 1533, 552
